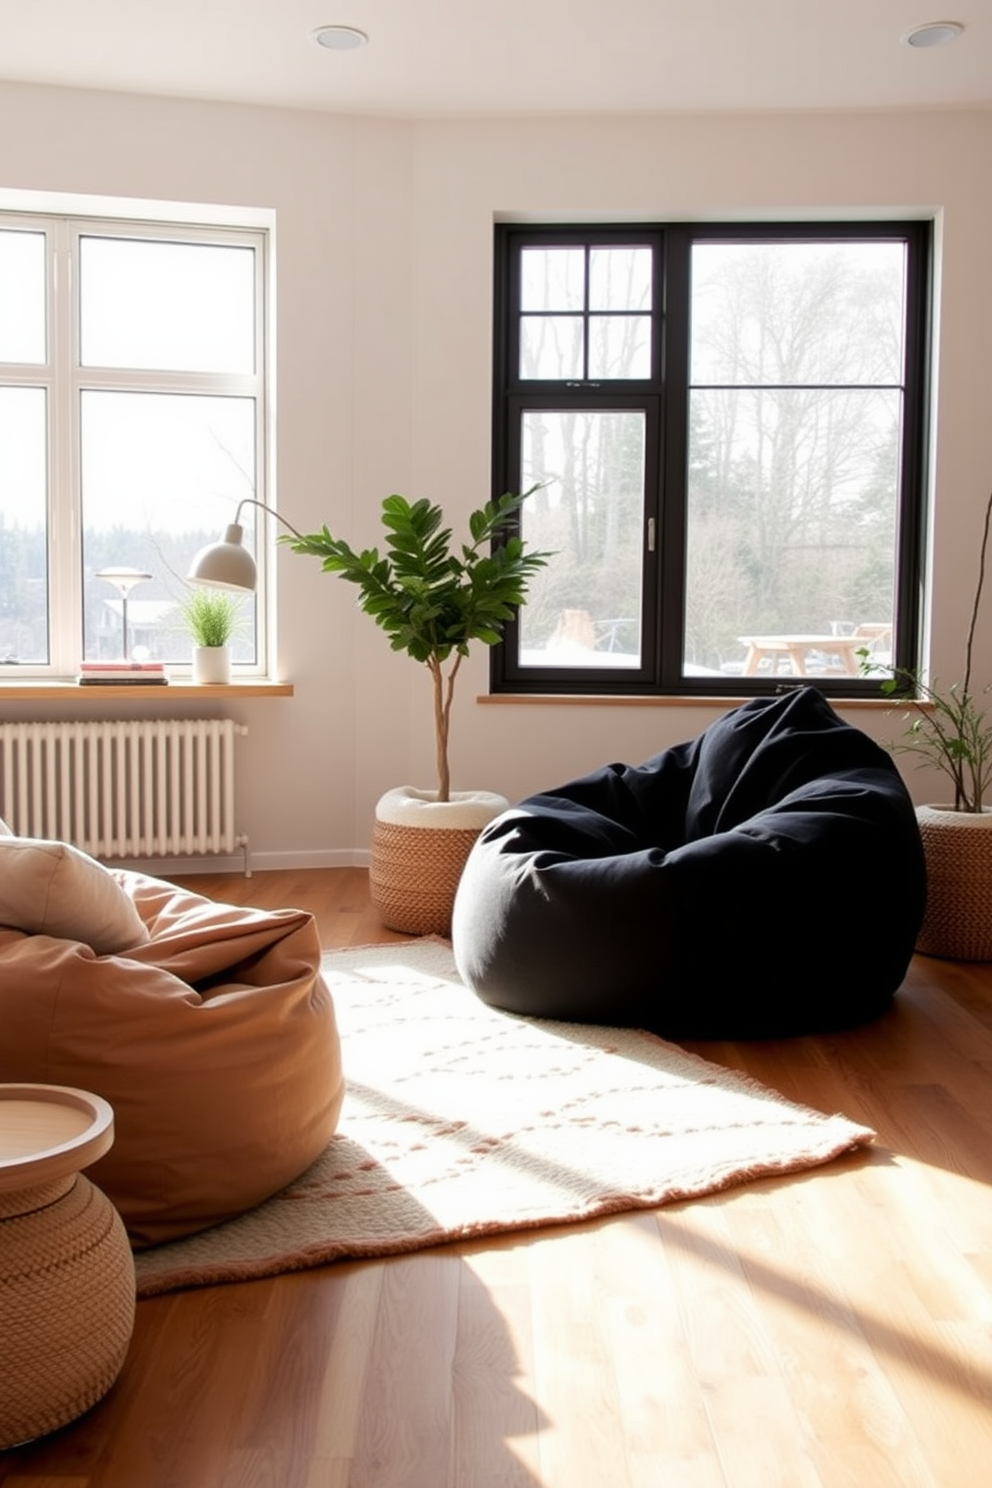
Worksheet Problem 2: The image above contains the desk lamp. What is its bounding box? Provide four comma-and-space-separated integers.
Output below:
187, 499, 306, 592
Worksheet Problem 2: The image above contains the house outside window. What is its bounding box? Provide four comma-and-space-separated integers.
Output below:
0, 211, 269, 676
491, 221, 930, 697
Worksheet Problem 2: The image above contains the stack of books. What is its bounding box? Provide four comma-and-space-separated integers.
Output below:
77, 661, 169, 686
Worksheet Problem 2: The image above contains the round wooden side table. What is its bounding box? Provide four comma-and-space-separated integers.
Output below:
0, 1083, 136, 1450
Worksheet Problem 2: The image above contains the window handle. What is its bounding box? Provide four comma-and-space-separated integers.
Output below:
647, 517, 656, 553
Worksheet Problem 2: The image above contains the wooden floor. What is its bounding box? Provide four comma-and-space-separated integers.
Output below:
3, 867, 992, 1487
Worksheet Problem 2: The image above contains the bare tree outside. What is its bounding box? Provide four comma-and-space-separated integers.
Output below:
519, 407, 645, 665
685, 240, 904, 676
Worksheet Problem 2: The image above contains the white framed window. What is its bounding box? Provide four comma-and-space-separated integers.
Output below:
0, 210, 270, 676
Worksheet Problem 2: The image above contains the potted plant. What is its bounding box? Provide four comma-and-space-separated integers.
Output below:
285, 489, 549, 933
862, 488, 992, 959
177, 587, 244, 685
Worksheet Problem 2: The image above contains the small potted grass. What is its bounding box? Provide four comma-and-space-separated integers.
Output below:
178, 587, 243, 684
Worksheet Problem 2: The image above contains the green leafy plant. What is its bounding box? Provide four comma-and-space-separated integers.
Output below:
178, 587, 244, 649
860, 489, 992, 812
285, 490, 551, 801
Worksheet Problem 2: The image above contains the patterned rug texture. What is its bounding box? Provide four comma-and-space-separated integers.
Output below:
134, 939, 874, 1296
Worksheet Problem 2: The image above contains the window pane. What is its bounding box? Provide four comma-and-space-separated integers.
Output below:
520, 247, 584, 310
520, 316, 584, 379
518, 409, 644, 668
0, 230, 46, 364
684, 387, 899, 679
80, 391, 257, 663
589, 315, 651, 378
589, 247, 652, 311
0, 387, 48, 662
690, 241, 907, 387
80, 237, 256, 373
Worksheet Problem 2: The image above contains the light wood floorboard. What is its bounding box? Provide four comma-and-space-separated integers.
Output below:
3, 867, 992, 1487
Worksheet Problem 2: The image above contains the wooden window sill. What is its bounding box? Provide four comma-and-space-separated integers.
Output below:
0, 681, 294, 701
477, 693, 894, 709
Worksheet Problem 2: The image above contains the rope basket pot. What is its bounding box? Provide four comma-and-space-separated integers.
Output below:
370, 787, 510, 936
915, 804, 992, 961
0, 1175, 135, 1448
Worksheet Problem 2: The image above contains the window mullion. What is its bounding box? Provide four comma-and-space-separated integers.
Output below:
582, 244, 591, 382
252, 229, 270, 673
48, 218, 81, 675
657, 227, 690, 691
75, 367, 259, 396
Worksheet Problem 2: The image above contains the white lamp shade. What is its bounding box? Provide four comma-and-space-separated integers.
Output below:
187, 524, 258, 592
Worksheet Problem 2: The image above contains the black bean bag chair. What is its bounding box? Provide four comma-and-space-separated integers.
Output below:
452, 687, 926, 1038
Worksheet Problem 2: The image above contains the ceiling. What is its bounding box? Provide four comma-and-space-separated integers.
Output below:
0, 2, 989, 118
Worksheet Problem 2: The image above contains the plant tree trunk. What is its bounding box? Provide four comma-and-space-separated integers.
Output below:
428, 654, 462, 803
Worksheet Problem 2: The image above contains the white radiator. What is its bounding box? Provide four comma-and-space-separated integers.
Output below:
0, 719, 250, 873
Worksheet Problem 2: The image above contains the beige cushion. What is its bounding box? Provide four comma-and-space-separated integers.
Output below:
0, 837, 150, 954
0, 815, 13, 836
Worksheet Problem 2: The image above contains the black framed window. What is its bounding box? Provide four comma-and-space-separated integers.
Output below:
492, 221, 930, 697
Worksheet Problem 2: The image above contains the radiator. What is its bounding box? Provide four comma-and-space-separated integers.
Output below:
0, 719, 250, 873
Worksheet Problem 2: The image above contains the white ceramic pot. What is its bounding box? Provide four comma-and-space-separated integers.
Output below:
915, 804, 992, 961
370, 786, 510, 936
192, 645, 231, 685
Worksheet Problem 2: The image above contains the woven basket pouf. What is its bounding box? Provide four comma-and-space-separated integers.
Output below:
915, 805, 992, 961
0, 1087, 136, 1450
0, 1175, 135, 1447
370, 787, 509, 936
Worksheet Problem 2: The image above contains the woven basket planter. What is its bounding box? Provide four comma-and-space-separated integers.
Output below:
915, 805, 992, 961
0, 1173, 135, 1449
370, 787, 509, 937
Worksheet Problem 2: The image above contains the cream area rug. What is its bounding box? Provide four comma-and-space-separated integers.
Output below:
133, 939, 874, 1297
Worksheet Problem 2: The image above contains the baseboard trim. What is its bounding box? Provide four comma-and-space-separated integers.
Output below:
114, 848, 371, 877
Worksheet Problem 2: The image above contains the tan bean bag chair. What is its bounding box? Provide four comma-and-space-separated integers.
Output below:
0, 841, 343, 1248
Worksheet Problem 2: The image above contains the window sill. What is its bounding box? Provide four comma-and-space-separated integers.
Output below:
0, 680, 294, 701
478, 692, 893, 709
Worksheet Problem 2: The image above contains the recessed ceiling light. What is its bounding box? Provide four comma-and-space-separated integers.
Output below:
312, 25, 369, 52
903, 21, 965, 47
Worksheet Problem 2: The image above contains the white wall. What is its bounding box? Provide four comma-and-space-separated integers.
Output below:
1, 83, 990, 863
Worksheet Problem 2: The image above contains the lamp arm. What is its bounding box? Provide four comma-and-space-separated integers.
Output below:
233, 497, 308, 544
